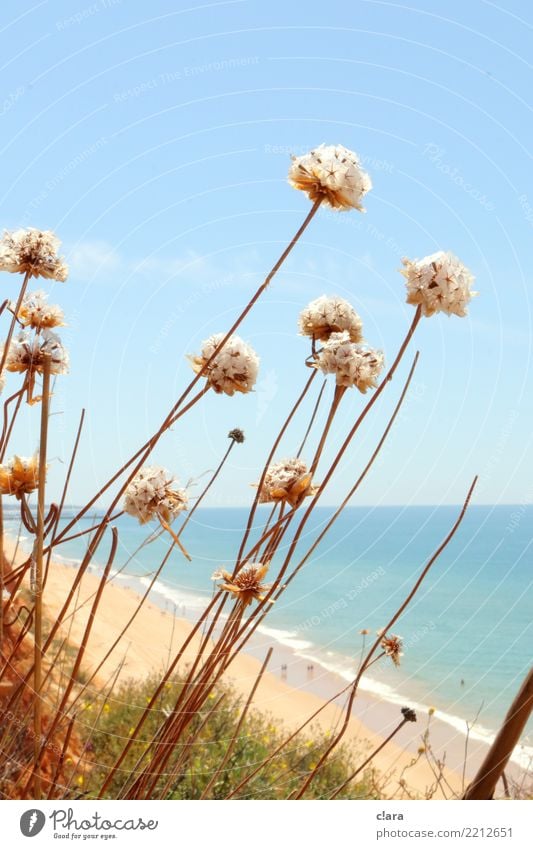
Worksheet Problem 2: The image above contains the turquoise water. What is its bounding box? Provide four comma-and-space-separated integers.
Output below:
7, 504, 532, 759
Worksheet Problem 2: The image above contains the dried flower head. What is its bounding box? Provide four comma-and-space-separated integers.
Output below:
315, 331, 384, 392
401, 707, 417, 723
228, 428, 245, 444
11, 289, 65, 330
0, 454, 43, 499
123, 466, 188, 525
212, 562, 271, 607
189, 333, 259, 396
401, 251, 477, 318
0, 229, 68, 281
4, 331, 69, 377
299, 295, 363, 343
258, 458, 316, 508
288, 144, 372, 211
428, 706, 436, 716
381, 633, 403, 667
359, 628, 370, 635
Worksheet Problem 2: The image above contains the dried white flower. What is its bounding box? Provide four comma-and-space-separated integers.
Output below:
258, 458, 316, 508
288, 144, 372, 211
315, 331, 384, 392
10, 289, 65, 330
124, 466, 188, 525
189, 333, 259, 396
299, 295, 363, 343
212, 562, 272, 607
401, 251, 477, 318
0, 229, 68, 281
4, 330, 69, 376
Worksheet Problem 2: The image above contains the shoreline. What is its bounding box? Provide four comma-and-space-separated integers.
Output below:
4, 535, 530, 798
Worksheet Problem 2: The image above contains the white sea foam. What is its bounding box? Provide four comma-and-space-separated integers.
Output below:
284, 646, 533, 772
137, 576, 207, 613
256, 624, 313, 652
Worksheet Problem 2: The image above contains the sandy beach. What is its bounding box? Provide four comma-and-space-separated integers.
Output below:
4, 535, 527, 800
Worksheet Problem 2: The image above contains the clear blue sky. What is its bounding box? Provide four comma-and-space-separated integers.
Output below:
1, 0, 532, 507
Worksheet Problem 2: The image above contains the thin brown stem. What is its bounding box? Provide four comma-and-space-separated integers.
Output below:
329, 718, 408, 799
0, 271, 30, 379
31, 352, 52, 799
236, 369, 318, 569
294, 474, 478, 798
57, 202, 321, 545
200, 647, 273, 798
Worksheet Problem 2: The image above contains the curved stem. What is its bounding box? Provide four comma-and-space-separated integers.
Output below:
294, 474, 478, 798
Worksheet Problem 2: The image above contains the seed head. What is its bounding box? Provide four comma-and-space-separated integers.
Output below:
189, 333, 259, 396
288, 144, 372, 211
315, 331, 384, 392
212, 562, 271, 607
299, 295, 363, 343
0, 228, 68, 281
124, 466, 188, 525
257, 458, 316, 508
401, 251, 477, 318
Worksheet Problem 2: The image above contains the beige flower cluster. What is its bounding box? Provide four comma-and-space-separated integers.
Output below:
258, 457, 316, 508
298, 295, 363, 343
11, 289, 65, 330
315, 332, 384, 392
189, 333, 259, 396
0, 228, 68, 282
0, 454, 42, 499
289, 144, 372, 211
4, 330, 69, 376
124, 466, 188, 525
212, 562, 271, 607
401, 250, 477, 318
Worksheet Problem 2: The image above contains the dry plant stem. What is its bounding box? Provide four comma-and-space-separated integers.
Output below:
237, 308, 423, 634
44, 409, 86, 585
200, 647, 273, 799
236, 369, 318, 568
271, 353, 420, 597
140, 605, 245, 786
47, 711, 77, 799
329, 717, 409, 799
463, 666, 533, 799
57, 203, 321, 544
65, 656, 127, 798
227, 472, 475, 799
0, 271, 30, 379
0, 385, 26, 460
0, 496, 4, 647
228, 351, 421, 659
31, 353, 51, 800
295, 475, 478, 799
135, 606, 246, 795
177, 438, 236, 539
157, 517, 191, 561
26, 528, 119, 795
309, 384, 346, 476
97, 590, 224, 798
53, 386, 208, 547
297, 376, 327, 458
63, 541, 177, 718
151, 694, 227, 801
224, 678, 354, 799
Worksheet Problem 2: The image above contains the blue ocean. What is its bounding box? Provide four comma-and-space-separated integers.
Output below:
6, 504, 532, 764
